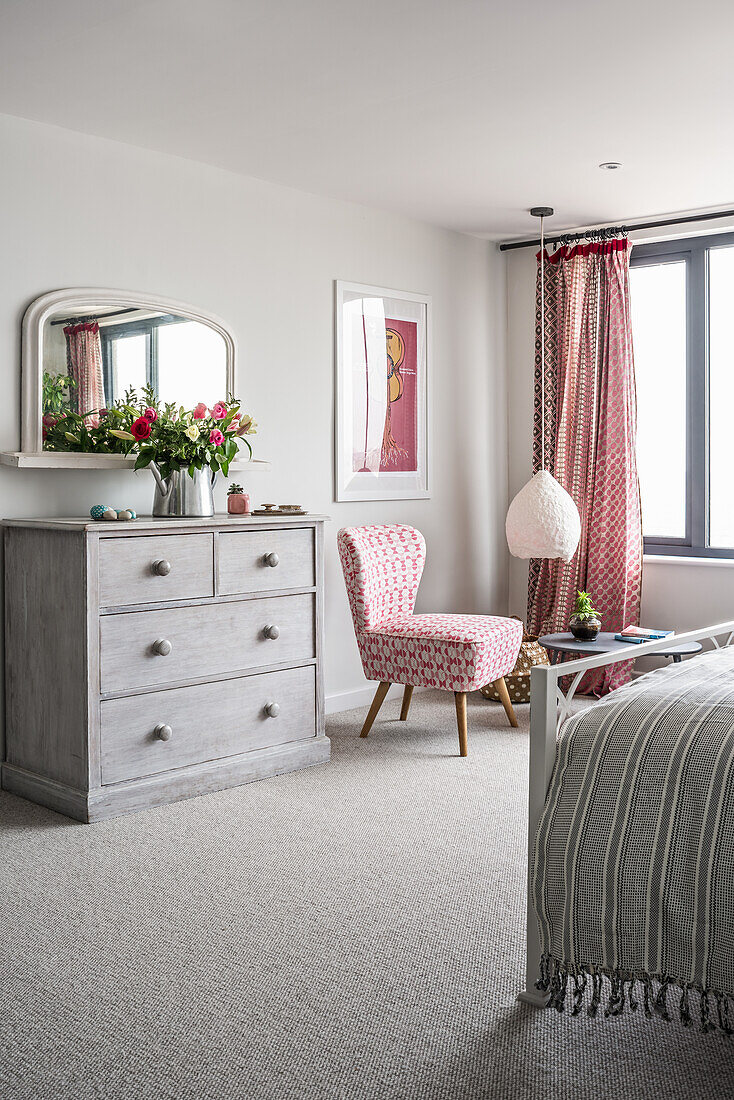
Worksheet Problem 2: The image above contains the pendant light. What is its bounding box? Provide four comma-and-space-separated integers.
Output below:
505, 207, 581, 562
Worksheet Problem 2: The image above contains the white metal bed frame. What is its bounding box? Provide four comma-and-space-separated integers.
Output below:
518, 619, 734, 1007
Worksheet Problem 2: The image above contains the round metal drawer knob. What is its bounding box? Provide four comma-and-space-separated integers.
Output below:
264, 552, 280, 568
154, 723, 173, 741
152, 637, 172, 656
263, 624, 280, 640
152, 559, 172, 576
265, 702, 280, 719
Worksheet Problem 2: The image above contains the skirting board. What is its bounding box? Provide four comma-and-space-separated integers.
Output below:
326, 683, 425, 715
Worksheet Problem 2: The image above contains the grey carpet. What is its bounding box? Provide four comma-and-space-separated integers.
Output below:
2, 690, 734, 1100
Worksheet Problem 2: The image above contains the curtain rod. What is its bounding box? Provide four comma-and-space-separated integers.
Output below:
498, 207, 734, 252
50, 307, 138, 326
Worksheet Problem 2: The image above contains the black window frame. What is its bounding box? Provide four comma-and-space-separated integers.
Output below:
631, 230, 734, 559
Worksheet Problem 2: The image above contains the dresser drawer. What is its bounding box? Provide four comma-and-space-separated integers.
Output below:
100, 594, 315, 692
99, 534, 214, 607
100, 665, 316, 784
218, 528, 314, 595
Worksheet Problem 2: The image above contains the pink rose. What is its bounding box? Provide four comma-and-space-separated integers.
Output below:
193, 402, 207, 419
99, 408, 109, 418
143, 407, 157, 422
42, 413, 57, 427
211, 402, 227, 420
209, 428, 224, 446
131, 416, 152, 441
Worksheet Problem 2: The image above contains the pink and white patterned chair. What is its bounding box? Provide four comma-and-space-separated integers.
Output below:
337, 524, 523, 756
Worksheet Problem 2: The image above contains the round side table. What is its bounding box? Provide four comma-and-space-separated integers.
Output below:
538, 632, 703, 665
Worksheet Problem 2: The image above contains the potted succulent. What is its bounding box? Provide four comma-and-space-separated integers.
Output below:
227, 482, 250, 515
569, 590, 602, 642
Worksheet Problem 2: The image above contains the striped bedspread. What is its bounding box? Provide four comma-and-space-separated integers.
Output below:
532, 647, 734, 1032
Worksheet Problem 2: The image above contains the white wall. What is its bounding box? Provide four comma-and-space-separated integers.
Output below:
0, 113, 510, 718
505, 216, 734, 642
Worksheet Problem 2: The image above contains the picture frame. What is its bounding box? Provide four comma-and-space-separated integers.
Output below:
334, 280, 430, 501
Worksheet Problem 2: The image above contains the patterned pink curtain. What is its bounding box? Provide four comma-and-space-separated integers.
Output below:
527, 239, 642, 694
64, 321, 106, 425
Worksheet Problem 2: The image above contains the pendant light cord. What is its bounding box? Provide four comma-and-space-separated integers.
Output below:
539, 213, 545, 473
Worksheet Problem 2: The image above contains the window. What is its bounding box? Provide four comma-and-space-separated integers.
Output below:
100, 314, 226, 408
630, 231, 734, 557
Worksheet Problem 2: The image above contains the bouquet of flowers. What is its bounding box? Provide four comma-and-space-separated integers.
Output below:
111, 387, 256, 479
42, 385, 256, 478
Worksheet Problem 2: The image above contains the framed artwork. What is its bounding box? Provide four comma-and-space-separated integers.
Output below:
335, 281, 430, 501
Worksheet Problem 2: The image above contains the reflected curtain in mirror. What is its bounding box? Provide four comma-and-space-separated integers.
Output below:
63, 321, 105, 425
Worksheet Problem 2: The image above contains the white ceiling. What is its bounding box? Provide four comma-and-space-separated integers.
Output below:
2, 0, 734, 239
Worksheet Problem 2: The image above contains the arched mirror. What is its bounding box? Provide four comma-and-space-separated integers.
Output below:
4, 288, 238, 467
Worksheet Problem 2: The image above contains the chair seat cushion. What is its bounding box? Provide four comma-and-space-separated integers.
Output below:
358, 614, 523, 693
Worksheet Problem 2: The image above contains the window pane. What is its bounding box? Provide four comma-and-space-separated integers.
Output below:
709, 246, 734, 548
630, 262, 687, 539
111, 333, 147, 398
157, 321, 227, 409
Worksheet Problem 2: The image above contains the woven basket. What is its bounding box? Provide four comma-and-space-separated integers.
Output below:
480, 618, 549, 705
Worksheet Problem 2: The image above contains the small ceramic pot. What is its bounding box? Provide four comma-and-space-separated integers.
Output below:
569, 614, 601, 642
227, 492, 250, 515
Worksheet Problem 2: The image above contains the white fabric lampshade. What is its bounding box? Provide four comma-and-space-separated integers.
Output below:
506, 470, 581, 562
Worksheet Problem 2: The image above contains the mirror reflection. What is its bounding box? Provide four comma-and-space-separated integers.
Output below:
41, 304, 228, 450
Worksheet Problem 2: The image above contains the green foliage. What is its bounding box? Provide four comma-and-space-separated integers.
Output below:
228, 483, 244, 495
42, 393, 136, 455
42, 384, 256, 473
573, 590, 600, 621
42, 370, 76, 415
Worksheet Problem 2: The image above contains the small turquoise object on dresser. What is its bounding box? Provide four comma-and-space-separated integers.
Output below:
90, 505, 110, 520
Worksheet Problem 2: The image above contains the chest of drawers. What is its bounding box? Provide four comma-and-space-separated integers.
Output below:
2, 515, 328, 821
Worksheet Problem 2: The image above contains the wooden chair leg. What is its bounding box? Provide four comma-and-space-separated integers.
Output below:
493, 676, 519, 728
399, 685, 414, 721
454, 691, 468, 757
359, 682, 391, 738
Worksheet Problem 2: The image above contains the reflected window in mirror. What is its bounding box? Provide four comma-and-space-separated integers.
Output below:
100, 314, 227, 408
42, 306, 228, 443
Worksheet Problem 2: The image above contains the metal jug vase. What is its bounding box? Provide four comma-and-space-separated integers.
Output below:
150, 463, 216, 518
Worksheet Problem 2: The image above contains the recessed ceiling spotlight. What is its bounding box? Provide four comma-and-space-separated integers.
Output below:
599, 161, 622, 170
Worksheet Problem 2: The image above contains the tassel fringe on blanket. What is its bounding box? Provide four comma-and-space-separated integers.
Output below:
536, 954, 734, 1036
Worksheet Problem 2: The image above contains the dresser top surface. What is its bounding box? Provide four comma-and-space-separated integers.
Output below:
3, 514, 328, 534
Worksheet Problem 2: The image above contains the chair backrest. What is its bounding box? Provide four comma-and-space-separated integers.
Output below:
337, 524, 426, 633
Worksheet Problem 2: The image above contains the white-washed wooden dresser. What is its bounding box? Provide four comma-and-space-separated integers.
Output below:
2, 515, 328, 821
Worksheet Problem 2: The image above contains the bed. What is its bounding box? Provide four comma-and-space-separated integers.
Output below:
520, 622, 734, 1033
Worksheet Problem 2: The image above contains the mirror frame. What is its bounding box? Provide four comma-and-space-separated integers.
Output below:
9, 287, 237, 468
